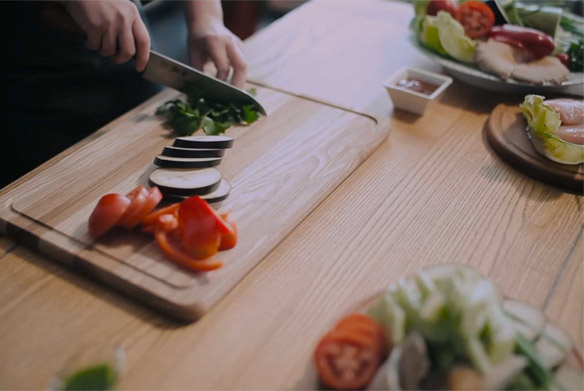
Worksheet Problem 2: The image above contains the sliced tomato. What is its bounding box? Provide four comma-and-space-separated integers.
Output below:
154, 228, 223, 271
118, 186, 149, 228
334, 314, 389, 357
123, 187, 162, 229
142, 203, 180, 227
457, 1, 495, 39
219, 215, 238, 251
314, 331, 381, 390
88, 194, 131, 239
178, 196, 233, 258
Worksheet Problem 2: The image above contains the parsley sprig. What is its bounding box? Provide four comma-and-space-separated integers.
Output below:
156, 86, 261, 136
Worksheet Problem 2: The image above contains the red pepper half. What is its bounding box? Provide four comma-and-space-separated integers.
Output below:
489, 25, 555, 60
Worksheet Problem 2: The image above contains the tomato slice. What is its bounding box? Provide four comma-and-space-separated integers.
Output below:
314, 332, 381, 390
123, 187, 163, 229
118, 186, 149, 228
456, 1, 495, 39
334, 314, 389, 357
178, 196, 232, 258
88, 194, 131, 239
219, 216, 238, 251
154, 228, 223, 271
142, 203, 180, 227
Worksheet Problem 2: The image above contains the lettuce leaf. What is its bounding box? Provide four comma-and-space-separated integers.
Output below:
436, 11, 477, 64
521, 95, 584, 165
417, 16, 448, 55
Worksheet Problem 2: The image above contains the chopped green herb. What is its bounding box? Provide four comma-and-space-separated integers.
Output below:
61, 362, 117, 391
156, 84, 262, 136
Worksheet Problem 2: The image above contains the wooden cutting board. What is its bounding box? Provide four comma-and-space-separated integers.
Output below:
0, 85, 389, 320
485, 104, 583, 193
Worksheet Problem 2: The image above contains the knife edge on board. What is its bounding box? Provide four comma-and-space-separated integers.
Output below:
143, 50, 267, 115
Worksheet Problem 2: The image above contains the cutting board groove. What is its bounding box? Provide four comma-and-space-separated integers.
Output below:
0, 85, 389, 320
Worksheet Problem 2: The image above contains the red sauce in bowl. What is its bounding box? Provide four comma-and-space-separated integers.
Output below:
395, 78, 439, 96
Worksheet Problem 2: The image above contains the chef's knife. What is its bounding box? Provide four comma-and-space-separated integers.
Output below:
143, 50, 266, 115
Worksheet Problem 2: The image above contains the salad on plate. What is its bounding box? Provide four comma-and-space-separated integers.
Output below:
411, 0, 583, 86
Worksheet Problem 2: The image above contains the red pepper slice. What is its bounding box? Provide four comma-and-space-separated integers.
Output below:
154, 227, 223, 272
178, 196, 232, 258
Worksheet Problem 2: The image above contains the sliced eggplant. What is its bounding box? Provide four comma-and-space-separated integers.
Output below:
148, 167, 222, 196
163, 179, 232, 204
503, 299, 546, 341
162, 146, 225, 158
154, 155, 222, 169
173, 135, 234, 149
535, 322, 573, 369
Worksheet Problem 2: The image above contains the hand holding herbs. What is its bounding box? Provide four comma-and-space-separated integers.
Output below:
156, 87, 261, 136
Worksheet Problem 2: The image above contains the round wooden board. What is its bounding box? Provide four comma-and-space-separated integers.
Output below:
485, 104, 583, 193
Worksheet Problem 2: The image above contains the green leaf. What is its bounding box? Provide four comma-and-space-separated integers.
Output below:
242, 105, 260, 124
247, 87, 257, 96
172, 115, 201, 136
61, 363, 117, 391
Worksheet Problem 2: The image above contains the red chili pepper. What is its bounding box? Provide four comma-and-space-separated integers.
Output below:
488, 25, 555, 60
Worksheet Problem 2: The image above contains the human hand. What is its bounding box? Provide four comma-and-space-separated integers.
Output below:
188, 20, 247, 88
63, 0, 150, 72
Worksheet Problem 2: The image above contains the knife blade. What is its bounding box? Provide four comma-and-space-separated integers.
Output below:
143, 50, 266, 115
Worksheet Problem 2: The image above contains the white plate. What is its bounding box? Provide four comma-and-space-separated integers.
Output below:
410, 36, 584, 96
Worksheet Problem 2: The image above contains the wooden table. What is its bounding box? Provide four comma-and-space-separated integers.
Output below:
0, 1, 582, 389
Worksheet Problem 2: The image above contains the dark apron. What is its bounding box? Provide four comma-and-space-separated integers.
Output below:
0, 1, 162, 187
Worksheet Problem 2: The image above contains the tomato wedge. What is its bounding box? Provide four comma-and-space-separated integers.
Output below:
88, 194, 131, 239
122, 187, 162, 229
456, 1, 495, 39
118, 186, 149, 228
154, 228, 223, 271
178, 196, 233, 258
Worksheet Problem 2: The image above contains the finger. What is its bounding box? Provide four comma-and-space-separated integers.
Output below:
112, 23, 136, 64
225, 41, 247, 88
100, 27, 117, 57
207, 39, 230, 81
132, 19, 151, 72
86, 31, 103, 52
189, 48, 207, 71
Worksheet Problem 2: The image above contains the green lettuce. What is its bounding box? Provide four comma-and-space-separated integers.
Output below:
436, 11, 477, 64
521, 95, 584, 165
417, 15, 448, 55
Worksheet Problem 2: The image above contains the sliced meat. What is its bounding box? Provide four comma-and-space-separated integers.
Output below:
475, 40, 516, 80
512, 56, 570, 85
556, 125, 584, 145
475, 40, 570, 85
546, 99, 584, 125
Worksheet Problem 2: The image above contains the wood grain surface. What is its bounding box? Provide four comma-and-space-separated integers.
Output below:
0, 85, 388, 319
0, 1, 582, 389
485, 104, 584, 192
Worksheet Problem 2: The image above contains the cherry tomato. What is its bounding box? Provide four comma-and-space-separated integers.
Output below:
88, 194, 130, 239
457, 1, 495, 39
426, 0, 458, 17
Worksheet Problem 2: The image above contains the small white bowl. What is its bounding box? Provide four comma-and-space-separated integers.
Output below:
383, 68, 453, 116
